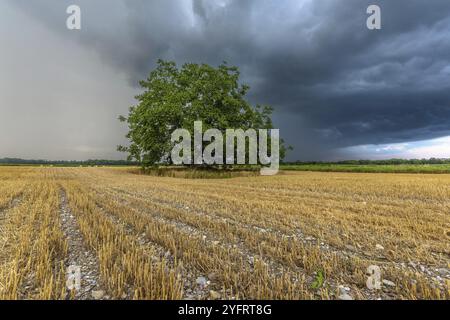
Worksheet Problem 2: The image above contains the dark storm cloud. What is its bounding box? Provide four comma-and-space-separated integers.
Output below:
5, 0, 450, 160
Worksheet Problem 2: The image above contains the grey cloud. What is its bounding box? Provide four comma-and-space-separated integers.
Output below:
3, 0, 450, 160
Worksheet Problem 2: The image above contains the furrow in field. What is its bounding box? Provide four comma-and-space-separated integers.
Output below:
91, 189, 331, 299
93, 187, 403, 299
94, 200, 214, 300
62, 181, 183, 300
59, 188, 107, 300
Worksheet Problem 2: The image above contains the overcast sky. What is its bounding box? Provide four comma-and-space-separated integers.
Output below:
1, 0, 450, 161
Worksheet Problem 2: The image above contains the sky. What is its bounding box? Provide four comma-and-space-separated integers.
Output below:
1, 0, 449, 161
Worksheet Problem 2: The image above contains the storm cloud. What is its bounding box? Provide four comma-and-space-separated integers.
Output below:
2, 0, 450, 160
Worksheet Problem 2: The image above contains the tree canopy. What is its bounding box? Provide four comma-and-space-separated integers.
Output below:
118, 60, 288, 168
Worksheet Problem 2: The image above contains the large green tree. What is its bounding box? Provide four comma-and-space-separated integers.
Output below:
118, 60, 289, 168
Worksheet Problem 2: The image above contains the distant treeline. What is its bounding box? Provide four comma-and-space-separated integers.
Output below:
286, 158, 450, 165
2, 157, 450, 167
0, 158, 138, 166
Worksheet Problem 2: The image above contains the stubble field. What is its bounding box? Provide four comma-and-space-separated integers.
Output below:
0, 167, 448, 300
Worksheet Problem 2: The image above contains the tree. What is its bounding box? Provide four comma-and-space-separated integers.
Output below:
118, 59, 290, 168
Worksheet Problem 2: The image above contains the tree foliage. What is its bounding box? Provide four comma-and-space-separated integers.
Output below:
119, 60, 289, 168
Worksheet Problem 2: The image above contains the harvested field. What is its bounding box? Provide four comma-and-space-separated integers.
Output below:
0, 167, 449, 300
